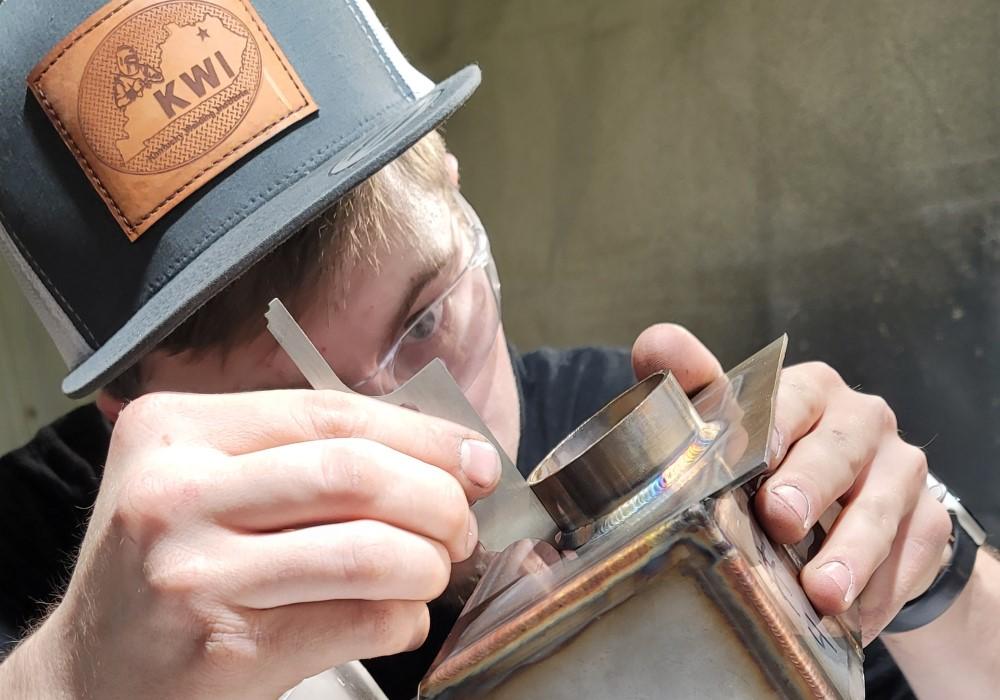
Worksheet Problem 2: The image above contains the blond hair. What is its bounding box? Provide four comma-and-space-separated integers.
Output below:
105, 130, 450, 398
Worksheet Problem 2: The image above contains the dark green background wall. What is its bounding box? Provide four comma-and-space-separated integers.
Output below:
3, 1, 998, 530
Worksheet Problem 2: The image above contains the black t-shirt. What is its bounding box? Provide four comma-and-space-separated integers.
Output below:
0, 346, 912, 697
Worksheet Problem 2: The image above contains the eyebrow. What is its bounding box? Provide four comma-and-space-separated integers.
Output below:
384, 245, 453, 351
243, 244, 456, 393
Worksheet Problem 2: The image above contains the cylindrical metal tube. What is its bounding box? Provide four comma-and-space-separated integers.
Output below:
527, 372, 703, 540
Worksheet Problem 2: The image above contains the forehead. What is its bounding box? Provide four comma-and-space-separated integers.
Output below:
363, 180, 458, 281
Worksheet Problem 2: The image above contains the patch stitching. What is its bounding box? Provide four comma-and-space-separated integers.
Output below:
343, 0, 409, 99
29, 0, 312, 237
143, 101, 400, 296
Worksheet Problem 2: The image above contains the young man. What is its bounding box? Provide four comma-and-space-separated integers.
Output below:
0, 1, 996, 698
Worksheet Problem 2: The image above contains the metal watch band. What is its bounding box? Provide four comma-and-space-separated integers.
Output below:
883, 473, 987, 634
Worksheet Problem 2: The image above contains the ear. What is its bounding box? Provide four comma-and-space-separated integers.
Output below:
445, 152, 460, 187
95, 390, 126, 424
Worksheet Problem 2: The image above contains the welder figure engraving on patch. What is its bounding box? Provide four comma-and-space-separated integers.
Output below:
112, 45, 164, 110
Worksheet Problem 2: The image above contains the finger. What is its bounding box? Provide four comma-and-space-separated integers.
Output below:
241, 599, 429, 693
226, 520, 454, 609
767, 362, 848, 467
205, 438, 478, 558
115, 390, 502, 499
860, 490, 952, 644
756, 392, 887, 543
798, 441, 928, 615
631, 324, 723, 394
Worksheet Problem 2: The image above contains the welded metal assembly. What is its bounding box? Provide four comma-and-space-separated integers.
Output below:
527, 371, 721, 548
266, 304, 863, 700
419, 337, 865, 699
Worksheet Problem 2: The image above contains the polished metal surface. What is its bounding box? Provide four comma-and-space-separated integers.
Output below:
527, 371, 709, 542
419, 336, 864, 699
281, 662, 388, 700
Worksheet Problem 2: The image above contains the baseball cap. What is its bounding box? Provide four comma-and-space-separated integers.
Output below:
0, 0, 480, 397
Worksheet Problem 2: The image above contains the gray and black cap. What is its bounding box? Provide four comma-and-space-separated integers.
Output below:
0, 0, 480, 397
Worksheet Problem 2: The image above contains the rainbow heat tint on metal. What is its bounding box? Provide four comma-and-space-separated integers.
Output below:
419, 337, 865, 700
588, 420, 722, 543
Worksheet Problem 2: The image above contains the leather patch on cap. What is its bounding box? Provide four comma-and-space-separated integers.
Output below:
27, 0, 317, 241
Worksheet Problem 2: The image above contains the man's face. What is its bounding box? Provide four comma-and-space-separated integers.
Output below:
116, 47, 140, 76
122, 167, 522, 459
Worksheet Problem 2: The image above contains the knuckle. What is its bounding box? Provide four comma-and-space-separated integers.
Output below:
145, 547, 215, 600
319, 439, 378, 502
116, 393, 186, 443
344, 534, 393, 586
116, 470, 174, 538
900, 444, 929, 483
846, 510, 899, 566
117, 392, 170, 428
801, 361, 843, 388
353, 601, 418, 653
300, 392, 370, 439
112, 393, 182, 453
864, 394, 897, 432
115, 466, 206, 540
202, 619, 262, 675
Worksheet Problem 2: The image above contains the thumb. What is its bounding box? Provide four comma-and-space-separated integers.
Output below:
631, 323, 724, 394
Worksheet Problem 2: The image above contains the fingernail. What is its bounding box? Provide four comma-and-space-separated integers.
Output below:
460, 439, 501, 489
769, 426, 785, 465
770, 484, 810, 527
818, 560, 854, 603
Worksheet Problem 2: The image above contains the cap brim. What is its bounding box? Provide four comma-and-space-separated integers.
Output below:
62, 65, 481, 397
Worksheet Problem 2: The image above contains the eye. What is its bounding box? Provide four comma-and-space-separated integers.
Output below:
405, 305, 442, 343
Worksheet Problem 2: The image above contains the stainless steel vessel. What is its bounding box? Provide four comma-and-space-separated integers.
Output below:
418, 337, 864, 699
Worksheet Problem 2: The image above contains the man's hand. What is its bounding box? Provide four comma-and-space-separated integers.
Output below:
3, 390, 501, 699
633, 324, 952, 644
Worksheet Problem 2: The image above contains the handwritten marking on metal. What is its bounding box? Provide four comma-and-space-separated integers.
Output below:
264, 299, 556, 551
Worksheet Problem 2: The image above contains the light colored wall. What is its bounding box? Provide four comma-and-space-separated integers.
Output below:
0, 264, 87, 453
371, 0, 1000, 530
375, 0, 1000, 354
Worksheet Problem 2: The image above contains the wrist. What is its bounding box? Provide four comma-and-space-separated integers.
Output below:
0, 606, 81, 699
880, 548, 1000, 697
884, 474, 988, 634
883, 546, 1000, 655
